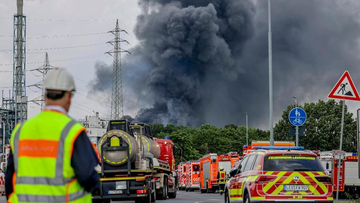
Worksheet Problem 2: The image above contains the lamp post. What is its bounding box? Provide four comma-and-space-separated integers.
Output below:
268, 0, 274, 146
245, 112, 249, 147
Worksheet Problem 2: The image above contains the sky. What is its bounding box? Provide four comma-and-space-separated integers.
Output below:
0, 0, 141, 121
1, 0, 360, 129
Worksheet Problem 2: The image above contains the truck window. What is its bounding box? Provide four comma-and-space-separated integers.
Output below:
264, 155, 324, 171
193, 165, 200, 171
219, 161, 231, 173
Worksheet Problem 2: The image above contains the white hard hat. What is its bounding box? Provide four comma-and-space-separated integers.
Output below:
219, 166, 224, 170
43, 68, 75, 92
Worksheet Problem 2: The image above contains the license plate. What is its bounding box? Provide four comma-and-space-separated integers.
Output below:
284, 185, 308, 191
108, 190, 123, 194
116, 181, 127, 190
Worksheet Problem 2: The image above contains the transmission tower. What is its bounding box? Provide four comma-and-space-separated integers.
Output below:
13, 0, 27, 123
106, 20, 130, 119
28, 52, 54, 110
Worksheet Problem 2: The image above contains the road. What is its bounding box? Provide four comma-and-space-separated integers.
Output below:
0, 191, 224, 203
0, 191, 356, 203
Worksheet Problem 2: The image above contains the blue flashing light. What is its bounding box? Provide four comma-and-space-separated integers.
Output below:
353, 152, 357, 156
252, 146, 305, 150
244, 145, 247, 148
165, 136, 169, 140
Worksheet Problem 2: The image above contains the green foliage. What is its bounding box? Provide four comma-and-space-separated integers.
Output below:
274, 100, 357, 152
149, 123, 269, 163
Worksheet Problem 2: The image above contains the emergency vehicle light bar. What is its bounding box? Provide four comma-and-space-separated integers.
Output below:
253, 146, 305, 150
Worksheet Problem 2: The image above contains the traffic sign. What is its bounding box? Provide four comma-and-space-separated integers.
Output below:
289, 107, 306, 126
328, 70, 360, 101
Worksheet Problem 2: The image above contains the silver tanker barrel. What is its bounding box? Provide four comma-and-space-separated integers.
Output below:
98, 120, 141, 175
140, 135, 161, 159
98, 129, 140, 166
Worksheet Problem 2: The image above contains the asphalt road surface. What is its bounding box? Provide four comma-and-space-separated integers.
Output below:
0, 191, 224, 203
0, 191, 356, 203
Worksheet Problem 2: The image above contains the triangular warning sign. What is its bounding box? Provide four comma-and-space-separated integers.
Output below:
328, 70, 360, 101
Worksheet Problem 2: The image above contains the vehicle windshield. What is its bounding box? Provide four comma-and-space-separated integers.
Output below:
193, 165, 200, 171
263, 155, 324, 171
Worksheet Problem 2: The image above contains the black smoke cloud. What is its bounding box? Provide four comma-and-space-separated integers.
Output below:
90, 0, 360, 128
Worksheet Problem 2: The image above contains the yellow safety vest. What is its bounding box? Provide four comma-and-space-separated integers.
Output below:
8, 110, 92, 203
219, 171, 226, 184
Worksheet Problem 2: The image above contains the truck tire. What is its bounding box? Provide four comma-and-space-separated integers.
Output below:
156, 178, 167, 200
151, 183, 156, 203
168, 189, 177, 199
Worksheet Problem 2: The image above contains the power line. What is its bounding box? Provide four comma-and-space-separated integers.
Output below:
0, 32, 107, 39
0, 17, 118, 22
0, 53, 107, 67
0, 43, 106, 53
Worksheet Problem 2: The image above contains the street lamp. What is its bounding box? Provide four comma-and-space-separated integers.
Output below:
245, 112, 249, 147
268, 0, 274, 146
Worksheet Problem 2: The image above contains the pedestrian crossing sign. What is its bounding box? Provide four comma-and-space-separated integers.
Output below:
328, 70, 360, 101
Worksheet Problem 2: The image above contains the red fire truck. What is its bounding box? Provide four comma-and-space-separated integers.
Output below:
199, 152, 240, 193
185, 160, 200, 191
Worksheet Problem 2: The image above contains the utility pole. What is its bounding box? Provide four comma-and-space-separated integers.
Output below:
106, 20, 131, 120
13, 0, 27, 123
293, 96, 299, 146
268, 0, 274, 146
245, 112, 249, 147
28, 53, 54, 110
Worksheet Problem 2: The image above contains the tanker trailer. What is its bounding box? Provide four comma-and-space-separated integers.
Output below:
130, 123, 177, 200
93, 120, 156, 203
92, 120, 177, 203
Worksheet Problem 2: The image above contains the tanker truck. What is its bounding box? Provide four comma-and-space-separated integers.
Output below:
92, 120, 178, 203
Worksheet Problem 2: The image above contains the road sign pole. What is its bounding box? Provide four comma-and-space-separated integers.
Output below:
295, 126, 299, 147
336, 100, 345, 203
358, 109, 360, 179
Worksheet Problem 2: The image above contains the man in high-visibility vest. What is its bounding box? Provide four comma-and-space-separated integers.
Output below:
217, 166, 227, 195
5, 68, 100, 203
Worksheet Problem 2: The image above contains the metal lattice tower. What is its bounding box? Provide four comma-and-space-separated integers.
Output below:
13, 0, 27, 123
106, 20, 130, 119
28, 53, 54, 110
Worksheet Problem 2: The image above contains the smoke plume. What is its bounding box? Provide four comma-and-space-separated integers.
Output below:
90, 0, 360, 127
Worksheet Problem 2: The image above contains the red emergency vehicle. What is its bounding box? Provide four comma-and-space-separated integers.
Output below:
199, 152, 240, 193
225, 149, 333, 203
185, 160, 200, 191
243, 141, 295, 157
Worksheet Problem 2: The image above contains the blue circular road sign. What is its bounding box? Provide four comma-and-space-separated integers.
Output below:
289, 107, 307, 126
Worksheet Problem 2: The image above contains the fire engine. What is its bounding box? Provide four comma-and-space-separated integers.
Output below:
319, 150, 360, 198
185, 160, 201, 191
200, 152, 240, 193
243, 141, 295, 157
178, 162, 187, 190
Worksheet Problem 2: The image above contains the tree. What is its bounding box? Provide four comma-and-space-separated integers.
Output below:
274, 100, 357, 152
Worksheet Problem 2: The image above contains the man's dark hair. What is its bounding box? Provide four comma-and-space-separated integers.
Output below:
46, 90, 66, 100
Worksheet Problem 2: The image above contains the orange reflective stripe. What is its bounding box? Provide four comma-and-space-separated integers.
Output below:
70, 128, 85, 157
18, 140, 59, 158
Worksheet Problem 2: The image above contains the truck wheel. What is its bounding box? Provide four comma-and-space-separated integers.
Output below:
156, 178, 167, 200
151, 183, 156, 203
168, 189, 177, 199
